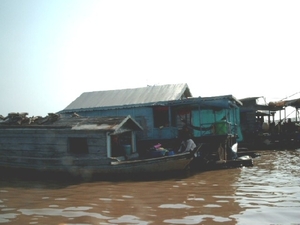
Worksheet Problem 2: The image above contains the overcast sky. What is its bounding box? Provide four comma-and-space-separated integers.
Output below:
1, 0, 299, 117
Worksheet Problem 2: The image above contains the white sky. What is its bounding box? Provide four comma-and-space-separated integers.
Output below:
1, 0, 299, 117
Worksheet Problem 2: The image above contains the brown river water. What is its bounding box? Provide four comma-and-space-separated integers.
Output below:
0, 149, 300, 225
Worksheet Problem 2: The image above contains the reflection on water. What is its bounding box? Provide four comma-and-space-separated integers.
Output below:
0, 149, 299, 224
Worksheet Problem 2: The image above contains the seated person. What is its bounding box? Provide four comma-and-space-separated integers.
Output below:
178, 133, 196, 153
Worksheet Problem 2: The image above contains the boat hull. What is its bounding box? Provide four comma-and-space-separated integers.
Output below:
190, 156, 253, 171
0, 152, 194, 180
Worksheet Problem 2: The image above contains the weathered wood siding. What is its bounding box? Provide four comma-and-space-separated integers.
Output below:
0, 128, 107, 158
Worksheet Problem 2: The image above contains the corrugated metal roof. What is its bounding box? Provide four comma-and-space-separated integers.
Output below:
52, 115, 127, 129
55, 115, 144, 133
63, 83, 191, 111
269, 98, 300, 108
0, 115, 143, 133
165, 95, 242, 109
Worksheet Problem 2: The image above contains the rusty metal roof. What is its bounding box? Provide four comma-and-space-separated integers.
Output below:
54, 115, 143, 133
269, 98, 300, 108
63, 83, 192, 111
0, 114, 143, 134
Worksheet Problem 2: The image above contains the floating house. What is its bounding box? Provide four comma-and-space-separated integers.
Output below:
60, 83, 191, 141
0, 113, 202, 179
0, 114, 145, 175
239, 96, 300, 149
239, 97, 280, 134
59, 83, 243, 159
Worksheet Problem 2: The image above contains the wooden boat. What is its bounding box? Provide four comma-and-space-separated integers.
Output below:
191, 155, 253, 171
201, 156, 253, 171
111, 150, 198, 174
0, 113, 200, 180
190, 142, 254, 171
0, 151, 198, 180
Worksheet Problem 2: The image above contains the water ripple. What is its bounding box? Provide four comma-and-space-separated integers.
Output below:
0, 149, 299, 224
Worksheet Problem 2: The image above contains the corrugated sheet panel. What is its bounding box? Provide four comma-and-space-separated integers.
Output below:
52, 116, 128, 128
0, 115, 143, 133
64, 83, 191, 111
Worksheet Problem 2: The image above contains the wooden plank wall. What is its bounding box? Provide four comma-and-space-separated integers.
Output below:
0, 128, 107, 158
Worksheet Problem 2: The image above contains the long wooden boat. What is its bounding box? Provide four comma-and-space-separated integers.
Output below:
110, 150, 197, 173
0, 151, 197, 180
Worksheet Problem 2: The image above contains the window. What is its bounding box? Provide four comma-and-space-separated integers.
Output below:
153, 106, 169, 128
69, 138, 88, 154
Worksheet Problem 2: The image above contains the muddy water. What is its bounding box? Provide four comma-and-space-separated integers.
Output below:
0, 149, 300, 225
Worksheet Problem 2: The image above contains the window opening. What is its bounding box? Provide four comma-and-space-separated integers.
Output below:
69, 137, 88, 154
153, 106, 169, 128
